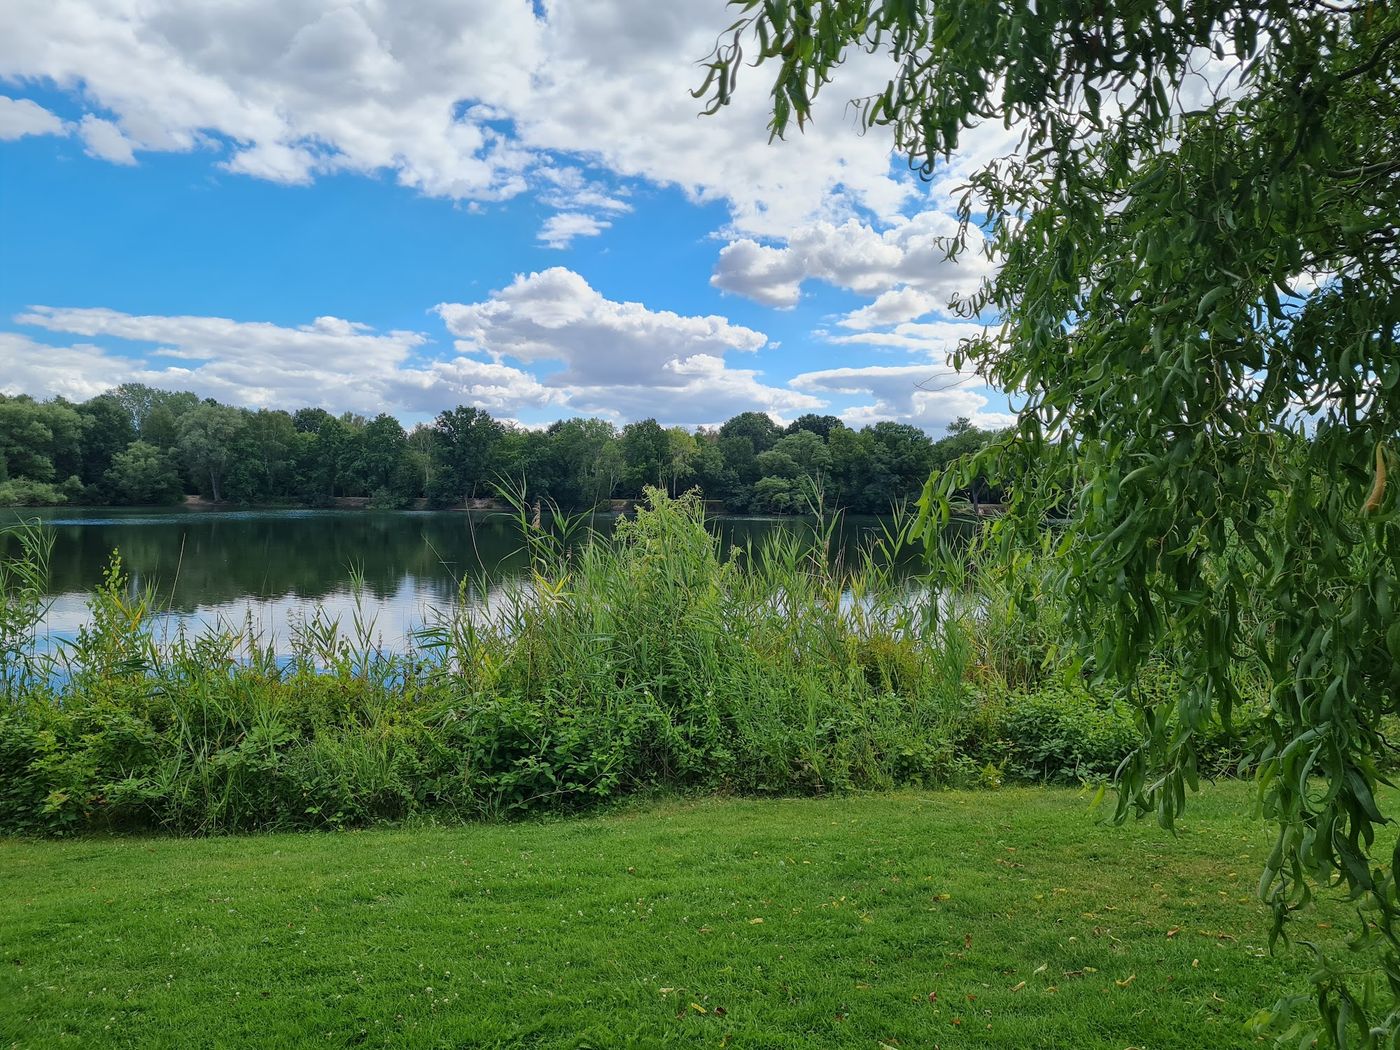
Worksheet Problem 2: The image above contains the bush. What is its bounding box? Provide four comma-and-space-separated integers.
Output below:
0, 477, 78, 506
0, 494, 1262, 835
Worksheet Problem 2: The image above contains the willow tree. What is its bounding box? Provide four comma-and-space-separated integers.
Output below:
698, 2, 1399, 1043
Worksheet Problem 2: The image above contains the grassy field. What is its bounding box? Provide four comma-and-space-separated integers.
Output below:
0, 782, 1341, 1049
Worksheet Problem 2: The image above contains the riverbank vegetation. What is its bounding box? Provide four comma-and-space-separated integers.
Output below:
0, 491, 1255, 836
0, 783, 1344, 1049
0, 385, 1002, 513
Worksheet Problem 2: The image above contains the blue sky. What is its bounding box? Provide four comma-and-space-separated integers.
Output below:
0, 1, 1018, 433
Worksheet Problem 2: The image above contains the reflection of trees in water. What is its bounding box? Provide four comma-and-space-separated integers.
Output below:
5, 511, 535, 611
3, 509, 935, 612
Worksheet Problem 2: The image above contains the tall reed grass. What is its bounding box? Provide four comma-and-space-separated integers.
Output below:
0, 491, 1255, 835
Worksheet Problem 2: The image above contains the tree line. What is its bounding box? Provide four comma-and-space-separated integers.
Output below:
0, 384, 1004, 514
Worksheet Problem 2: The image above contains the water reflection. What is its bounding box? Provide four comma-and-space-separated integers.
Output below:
3, 507, 920, 653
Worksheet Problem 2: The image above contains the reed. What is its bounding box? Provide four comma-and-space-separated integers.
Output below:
0, 494, 1253, 835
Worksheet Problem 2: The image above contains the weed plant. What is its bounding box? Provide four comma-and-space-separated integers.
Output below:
0, 491, 1257, 835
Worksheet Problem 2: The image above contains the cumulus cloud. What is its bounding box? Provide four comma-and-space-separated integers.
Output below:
78, 115, 137, 164
0, 1, 925, 240
538, 211, 612, 249
6, 270, 819, 426
436, 267, 818, 424
828, 320, 991, 357
1, 0, 544, 199
437, 267, 766, 379
0, 5, 1034, 428
837, 288, 947, 330
520, 2, 916, 239
388, 356, 563, 417
0, 96, 67, 140
791, 364, 1014, 433
12, 307, 436, 414
711, 212, 994, 313
0, 333, 135, 400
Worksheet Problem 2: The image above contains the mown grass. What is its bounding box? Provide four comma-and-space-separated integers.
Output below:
0, 782, 1348, 1049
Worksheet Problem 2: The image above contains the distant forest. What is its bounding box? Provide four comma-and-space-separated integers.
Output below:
0, 385, 1004, 514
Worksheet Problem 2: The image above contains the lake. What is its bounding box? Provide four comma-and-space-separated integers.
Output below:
2, 507, 919, 653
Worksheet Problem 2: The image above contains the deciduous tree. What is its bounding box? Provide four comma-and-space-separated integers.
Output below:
699, 2, 1400, 1042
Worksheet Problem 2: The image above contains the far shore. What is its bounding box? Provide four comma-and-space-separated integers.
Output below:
178, 494, 680, 514
5, 496, 1007, 518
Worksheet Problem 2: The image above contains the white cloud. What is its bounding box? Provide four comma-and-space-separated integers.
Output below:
538, 165, 632, 214
0, 5, 1038, 429
791, 364, 1012, 433
78, 115, 137, 164
538, 212, 612, 249
13, 306, 435, 414
521, 3, 916, 239
0, 96, 67, 140
388, 357, 563, 416
829, 320, 990, 356
711, 212, 994, 312
0, 1, 924, 239
1, 0, 544, 199
0, 333, 133, 400
837, 288, 947, 330
436, 267, 818, 425
5, 271, 819, 427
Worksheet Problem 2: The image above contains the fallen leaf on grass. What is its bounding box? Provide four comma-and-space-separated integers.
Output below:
1166, 926, 1181, 938
1010, 981, 1026, 992
1115, 974, 1137, 988
689, 1002, 707, 1014
748, 918, 764, 925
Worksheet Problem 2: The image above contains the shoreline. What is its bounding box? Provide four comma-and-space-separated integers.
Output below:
11, 495, 1006, 518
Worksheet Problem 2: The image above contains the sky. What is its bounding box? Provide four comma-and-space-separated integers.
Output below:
0, 0, 1021, 434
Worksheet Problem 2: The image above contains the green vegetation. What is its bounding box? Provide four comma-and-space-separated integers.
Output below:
0, 493, 1252, 835
699, 0, 1399, 1041
0, 783, 1354, 1049
0, 384, 1003, 513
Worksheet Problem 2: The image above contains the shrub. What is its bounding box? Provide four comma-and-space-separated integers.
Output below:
0, 477, 78, 506
0, 494, 1261, 835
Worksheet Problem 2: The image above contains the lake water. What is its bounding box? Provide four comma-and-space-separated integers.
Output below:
2, 507, 918, 654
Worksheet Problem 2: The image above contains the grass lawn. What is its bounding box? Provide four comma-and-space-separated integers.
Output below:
0, 783, 1339, 1049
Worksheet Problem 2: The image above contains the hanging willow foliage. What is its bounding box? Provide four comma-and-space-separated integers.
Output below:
698, 1, 1400, 1044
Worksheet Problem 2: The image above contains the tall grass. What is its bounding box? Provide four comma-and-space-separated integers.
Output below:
0, 492, 1255, 835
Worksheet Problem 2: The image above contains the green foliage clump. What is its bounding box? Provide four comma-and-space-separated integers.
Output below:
0, 477, 79, 507
0, 497, 1253, 835
1, 376, 1009, 513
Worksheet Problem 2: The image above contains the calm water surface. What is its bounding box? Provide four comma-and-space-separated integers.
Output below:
3, 507, 914, 653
